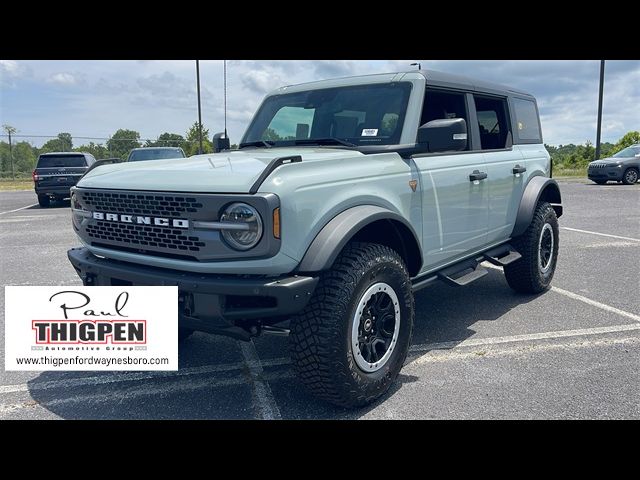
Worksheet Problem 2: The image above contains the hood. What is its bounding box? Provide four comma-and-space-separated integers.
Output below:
77, 147, 355, 193
590, 157, 621, 166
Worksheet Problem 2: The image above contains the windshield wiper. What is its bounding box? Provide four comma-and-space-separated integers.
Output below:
238, 140, 275, 149
294, 137, 356, 148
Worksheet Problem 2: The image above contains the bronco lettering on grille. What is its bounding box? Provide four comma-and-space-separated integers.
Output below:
91, 211, 189, 229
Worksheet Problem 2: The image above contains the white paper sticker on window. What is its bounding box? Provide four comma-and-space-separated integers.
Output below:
362, 129, 378, 137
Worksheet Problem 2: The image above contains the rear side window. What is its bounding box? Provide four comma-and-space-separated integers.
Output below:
512, 98, 542, 143
37, 155, 87, 168
474, 96, 511, 150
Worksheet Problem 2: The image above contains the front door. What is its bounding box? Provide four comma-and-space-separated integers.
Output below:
413, 153, 489, 269
412, 88, 489, 271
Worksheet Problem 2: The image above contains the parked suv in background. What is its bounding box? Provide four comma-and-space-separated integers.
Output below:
588, 144, 640, 185
33, 152, 95, 207
127, 147, 186, 162
68, 70, 562, 407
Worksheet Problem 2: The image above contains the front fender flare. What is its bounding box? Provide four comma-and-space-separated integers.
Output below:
297, 205, 421, 273
511, 176, 563, 238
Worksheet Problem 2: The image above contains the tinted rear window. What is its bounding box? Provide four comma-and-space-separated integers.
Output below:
37, 155, 87, 168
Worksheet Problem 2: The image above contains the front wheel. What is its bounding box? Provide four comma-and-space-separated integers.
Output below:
622, 168, 638, 185
289, 242, 414, 408
504, 201, 559, 294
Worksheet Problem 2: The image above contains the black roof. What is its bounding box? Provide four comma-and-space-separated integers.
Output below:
417, 69, 533, 98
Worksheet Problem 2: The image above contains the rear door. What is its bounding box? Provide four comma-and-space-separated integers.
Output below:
472, 94, 525, 244
36, 154, 88, 188
412, 88, 489, 269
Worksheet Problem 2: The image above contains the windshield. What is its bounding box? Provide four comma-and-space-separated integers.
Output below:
242, 82, 412, 148
37, 155, 87, 168
612, 146, 640, 158
128, 148, 185, 162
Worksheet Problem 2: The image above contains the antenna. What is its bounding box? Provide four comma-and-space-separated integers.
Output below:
410, 62, 421, 70
223, 60, 228, 138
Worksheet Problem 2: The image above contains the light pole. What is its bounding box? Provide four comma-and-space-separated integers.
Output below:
196, 60, 204, 155
595, 60, 605, 160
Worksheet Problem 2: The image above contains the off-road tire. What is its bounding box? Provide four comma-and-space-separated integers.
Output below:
505, 201, 559, 294
38, 194, 50, 208
289, 242, 414, 408
622, 168, 638, 185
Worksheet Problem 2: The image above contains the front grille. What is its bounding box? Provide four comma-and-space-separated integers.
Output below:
74, 188, 279, 262
86, 221, 205, 252
590, 163, 608, 169
82, 191, 204, 218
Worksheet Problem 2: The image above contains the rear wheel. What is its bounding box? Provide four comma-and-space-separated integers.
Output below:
504, 201, 559, 294
622, 168, 638, 185
289, 242, 414, 408
37, 194, 50, 208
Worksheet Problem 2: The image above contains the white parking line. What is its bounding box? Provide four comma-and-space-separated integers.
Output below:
551, 287, 640, 322
240, 341, 282, 420
483, 262, 640, 322
0, 204, 38, 215
561, 227, 640, 243
409, 323, 640, 353
0, 371, 295, 416
410, 334, 640, 366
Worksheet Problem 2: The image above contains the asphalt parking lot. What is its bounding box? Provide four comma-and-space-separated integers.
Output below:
1, 181, 639, 419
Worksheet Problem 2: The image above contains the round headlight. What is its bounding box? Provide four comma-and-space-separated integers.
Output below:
220, 203, 263, 250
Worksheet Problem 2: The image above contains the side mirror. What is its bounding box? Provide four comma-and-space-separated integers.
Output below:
417, 118, 467, 152
212, 132, 231, 153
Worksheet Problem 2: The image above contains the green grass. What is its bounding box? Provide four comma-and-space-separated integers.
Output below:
553, 167, 587, 178
0, 178, 33, 190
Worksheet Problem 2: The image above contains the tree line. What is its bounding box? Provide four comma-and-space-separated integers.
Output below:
0, 122, 236, 178
545, 131, 639, 170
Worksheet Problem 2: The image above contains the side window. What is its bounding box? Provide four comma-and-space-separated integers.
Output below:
421, 89, 469, 150
263, 106, 315, 141
512, 98, 542, 143
474, 96, 511, 150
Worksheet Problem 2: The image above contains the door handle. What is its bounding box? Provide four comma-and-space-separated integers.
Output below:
469, 170, 487, 182
512, 165, 527, 174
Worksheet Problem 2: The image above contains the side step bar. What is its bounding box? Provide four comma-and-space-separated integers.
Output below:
412, 243, 522, 291
482, 244, 522, 266
437, 260, 488, 287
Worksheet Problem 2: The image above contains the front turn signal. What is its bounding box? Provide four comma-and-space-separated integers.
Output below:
273, 208, 280, 239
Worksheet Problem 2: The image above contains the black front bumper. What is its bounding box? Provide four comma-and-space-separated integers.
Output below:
588, 168, 623, 181
67, 247, 318, 338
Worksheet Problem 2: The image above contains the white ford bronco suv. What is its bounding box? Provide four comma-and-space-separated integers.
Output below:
68, 69, 562, 407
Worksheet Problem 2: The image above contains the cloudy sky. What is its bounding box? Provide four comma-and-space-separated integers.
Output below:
1, 60, 638, 147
